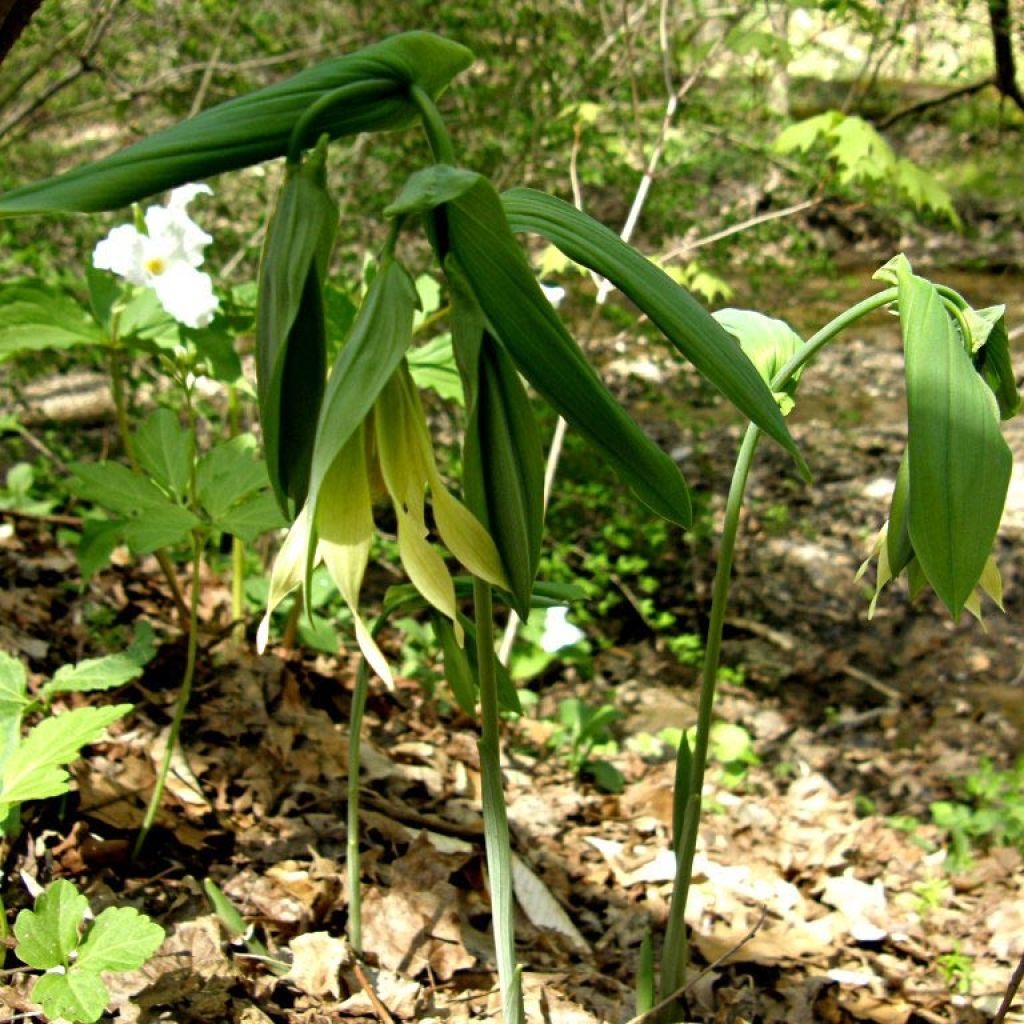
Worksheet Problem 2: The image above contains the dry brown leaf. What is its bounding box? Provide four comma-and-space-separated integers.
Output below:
510, 852, 589, 953
285, 931, 351, 998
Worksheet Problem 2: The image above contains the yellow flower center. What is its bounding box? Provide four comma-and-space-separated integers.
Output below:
144, 257, 167, 276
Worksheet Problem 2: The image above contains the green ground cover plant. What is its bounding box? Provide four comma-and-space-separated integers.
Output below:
1, 25, 1019, 1024
12, 878, 164, 1024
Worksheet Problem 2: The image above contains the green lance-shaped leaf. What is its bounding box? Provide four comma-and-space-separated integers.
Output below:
889, 255, 1012, 617
501, 188, 807, 477
303, 256, 418, 589
390, 165, 692, 527
971, 305, 1021, 420
0, 32, 474, 217
447, 255, 544, 618
465, 332, 545, 618
257, 138, 337, 515
885, 451, 914, 577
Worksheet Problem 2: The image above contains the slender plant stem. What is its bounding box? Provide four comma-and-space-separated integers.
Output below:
658, 287, 898, 1012
658, 421, 761, 1009
107, 326, 190, 626
226, 384, 245, 641
474, 578, 524, 1024
410, 83, 455, 164
346, 652, 370, 955
133, 531, 203, 859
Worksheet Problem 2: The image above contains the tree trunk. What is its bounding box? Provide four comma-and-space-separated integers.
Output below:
0, 0, 45, 68
988, 0, 1024, 110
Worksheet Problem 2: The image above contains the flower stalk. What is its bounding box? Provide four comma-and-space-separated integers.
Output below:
658, 286, 902, 1012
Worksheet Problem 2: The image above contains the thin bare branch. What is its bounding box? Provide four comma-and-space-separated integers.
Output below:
992, 949, 1024, 1024
0, 0, 123, 140
660, 195, 822, 263
877, 77, 993, 129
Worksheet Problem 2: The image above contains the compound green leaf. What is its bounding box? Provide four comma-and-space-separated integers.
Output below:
196, 435, 272, 521
0, 705, 131, 808
135, 408, 194, 501
69, 462, 172, 514
0, 286, 105, 361
44, 653, 145, 699
213, 490, 287, 543
0, 652, 28, 770
121, 505, 200, 553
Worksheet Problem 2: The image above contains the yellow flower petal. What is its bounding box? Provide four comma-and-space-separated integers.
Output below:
316, 426, 394, 688
431, 477, 509, 590
395, 505, 464, 645
257, 503, 315, 653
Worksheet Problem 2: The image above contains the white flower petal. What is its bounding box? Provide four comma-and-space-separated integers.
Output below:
92, 225, 148, 285
539, 606, 585, 652
540, 283, 566, 308
153, 263, 219, 328
167, 183, 212, 211
144, 204, 212, 268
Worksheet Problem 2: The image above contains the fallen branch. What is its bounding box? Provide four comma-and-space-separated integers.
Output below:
877, 78, 993, 130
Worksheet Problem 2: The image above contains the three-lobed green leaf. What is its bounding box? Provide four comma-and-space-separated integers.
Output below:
15, 880, 166, 1024
14, 880, 89, 970
135, 408, 194, 502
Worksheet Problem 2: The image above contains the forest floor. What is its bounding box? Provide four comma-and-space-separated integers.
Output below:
1, 260, 1023, 1024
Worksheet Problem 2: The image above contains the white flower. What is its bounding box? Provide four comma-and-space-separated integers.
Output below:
93, 184, 219, 329
540, 282, 566, 308
539, 606, 585, 653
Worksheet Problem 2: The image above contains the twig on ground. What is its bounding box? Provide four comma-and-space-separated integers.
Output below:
2, 508, 83, 527
353, 960, 397, 1024
993, 949, 1024, 1024
621, 907, 767, 1024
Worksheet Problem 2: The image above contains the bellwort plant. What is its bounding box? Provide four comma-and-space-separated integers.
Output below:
2, 31, 1018, 1023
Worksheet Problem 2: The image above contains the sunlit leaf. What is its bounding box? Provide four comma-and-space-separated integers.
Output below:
891, 255, 1012, 616
0, 285, 105, 361
416, 170, 694, 526
135, 408, 193, 501
502, 188, 806, 477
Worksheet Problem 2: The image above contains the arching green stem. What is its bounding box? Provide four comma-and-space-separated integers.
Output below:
409, 83, 455, 164
657, 286, 898, 1013
285, 78, 398, 165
